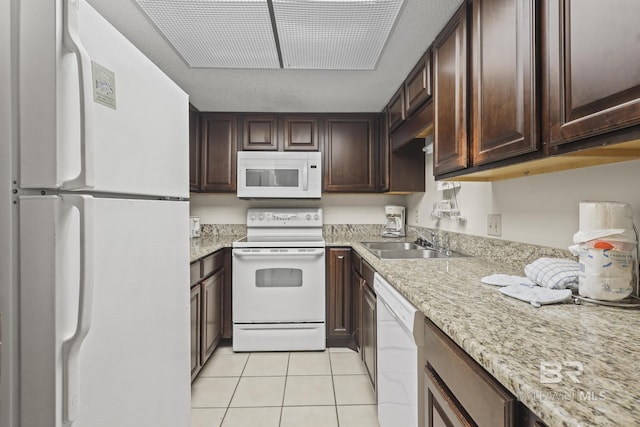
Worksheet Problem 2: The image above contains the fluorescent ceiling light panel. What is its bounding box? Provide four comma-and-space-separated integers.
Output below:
273, 0, 405, 70
136, 0, 281, 69
135, 0, 405, 70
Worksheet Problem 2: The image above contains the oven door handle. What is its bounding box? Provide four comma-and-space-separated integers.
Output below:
233, 248, 325, 257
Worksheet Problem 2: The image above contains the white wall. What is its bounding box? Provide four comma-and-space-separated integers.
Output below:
190, 193, 408, 225
407, 154, 640, 250
191, 155, 640, 250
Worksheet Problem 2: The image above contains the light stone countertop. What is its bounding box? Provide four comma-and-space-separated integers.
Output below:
189, 235, 243, 262
191, 232, 640, 427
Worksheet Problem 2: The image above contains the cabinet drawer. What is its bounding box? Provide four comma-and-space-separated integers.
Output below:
190, 261, 201, 286
202, 250, 225, 278
424, 318, 515, 427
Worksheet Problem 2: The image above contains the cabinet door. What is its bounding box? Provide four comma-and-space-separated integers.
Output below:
283, 115, 320, 151
201, 269, 224, 364
405, 50, 432, 117
189, 105, 201, 192
242, 114, 279, 150
326, 248, 353, 347
424, 319, 515, 427
190, 285, 202, 381
433, 4, 469, 176
424, 368, 474, 427
361, 280, 376, 391
324, 115, 379, 192
387, 88, 405, 132
471, 0, 538, 166
201, 114, 237, 192
546, 0, 640, 147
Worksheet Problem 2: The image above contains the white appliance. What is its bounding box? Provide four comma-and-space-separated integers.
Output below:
375, 273, 425, 427
382, 205, 406, 237
237, 151, 322, 199
232, 208, 326, 351
2, 1, 191, 426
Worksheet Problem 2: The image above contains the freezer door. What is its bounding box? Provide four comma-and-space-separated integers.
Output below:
19, 0, 188, 197
20, 196, 190, 427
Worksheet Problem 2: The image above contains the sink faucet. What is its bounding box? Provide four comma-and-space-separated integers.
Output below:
409, 227, 438, 250
441, 233, 451, 256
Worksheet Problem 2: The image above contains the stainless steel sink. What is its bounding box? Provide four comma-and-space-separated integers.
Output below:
360, 241, 467, 260
361, 242, 423, 251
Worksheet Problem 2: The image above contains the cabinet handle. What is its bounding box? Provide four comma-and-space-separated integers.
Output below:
62, 0, 95, 190
337, 255, 345, 259
61, 195, 95, 423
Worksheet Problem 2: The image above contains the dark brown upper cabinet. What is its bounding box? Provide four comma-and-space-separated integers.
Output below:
404, 49, 432, 117
471, 0, 538, 166
283, 115, 320, 151
545, 0, 640, 150
323, 115, 379, 192
242, 114, 279, 150
189, 105, 201, 192
387, 88, 405, 132
200, 113, 237, 192
433, 4, 469, 176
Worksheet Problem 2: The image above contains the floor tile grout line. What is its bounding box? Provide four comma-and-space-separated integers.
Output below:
217, 351, 248, 426
327, 348, 342, 426
279, 352, 290, 426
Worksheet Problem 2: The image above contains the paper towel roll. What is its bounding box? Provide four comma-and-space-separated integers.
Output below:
578, 201, 633, 231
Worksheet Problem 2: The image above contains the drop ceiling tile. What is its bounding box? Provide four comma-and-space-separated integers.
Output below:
136, 0, 281, 69
273, 0, 405, 70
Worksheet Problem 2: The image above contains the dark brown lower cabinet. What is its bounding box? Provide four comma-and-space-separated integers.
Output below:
424, 367, 474, 427
190, 249, 228, 382
190, 285, 202, 381
423, 318, 547, 427
361, 279, 376, 392
201, 269, 224, 363
424, 318, 515, 426
326, 248, 354, 347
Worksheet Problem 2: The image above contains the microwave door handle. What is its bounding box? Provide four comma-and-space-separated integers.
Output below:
302, 164, 309, 191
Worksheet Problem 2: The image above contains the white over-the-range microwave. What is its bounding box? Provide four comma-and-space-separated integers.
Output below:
237, 151, 322, 198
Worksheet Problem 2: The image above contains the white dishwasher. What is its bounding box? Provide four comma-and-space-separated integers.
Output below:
374, 273, 425, 427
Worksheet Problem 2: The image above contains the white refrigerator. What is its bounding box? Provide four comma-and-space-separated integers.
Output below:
2, 0, 191, 426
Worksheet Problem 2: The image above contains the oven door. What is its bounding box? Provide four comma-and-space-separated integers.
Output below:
232, 247, 326, 322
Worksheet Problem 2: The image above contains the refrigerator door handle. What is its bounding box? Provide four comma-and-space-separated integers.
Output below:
61, 195, 95, 423
62, 0, 96, 190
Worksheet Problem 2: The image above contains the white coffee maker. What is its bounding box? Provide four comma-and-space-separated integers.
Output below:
382, 205, 406, 237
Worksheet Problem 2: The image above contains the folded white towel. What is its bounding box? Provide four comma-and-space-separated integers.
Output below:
524, 258, 579, 290
499, 284, 573, 308
481, 274, 536, 287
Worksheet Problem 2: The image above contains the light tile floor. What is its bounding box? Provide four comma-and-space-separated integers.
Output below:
191, 344, 380, 427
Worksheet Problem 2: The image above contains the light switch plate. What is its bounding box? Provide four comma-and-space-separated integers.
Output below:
487, 214, 502, 237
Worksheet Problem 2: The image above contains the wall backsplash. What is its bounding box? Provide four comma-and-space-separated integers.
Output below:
191, 157, 640, 251
408, 156, 640, 250
200, 224, 246, 237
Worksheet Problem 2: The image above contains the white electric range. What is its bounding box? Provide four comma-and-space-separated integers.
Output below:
232, 208, 326, 352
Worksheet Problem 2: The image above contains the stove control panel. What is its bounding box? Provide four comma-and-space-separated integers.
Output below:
246, 208, 323, 227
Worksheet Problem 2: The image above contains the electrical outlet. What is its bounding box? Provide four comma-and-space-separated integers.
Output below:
415, 209, 420, 223
487, 214, 502, 237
